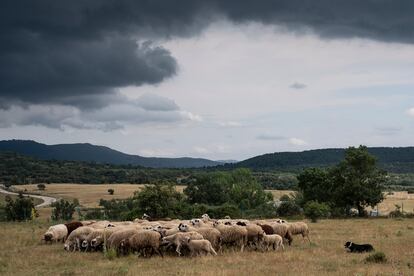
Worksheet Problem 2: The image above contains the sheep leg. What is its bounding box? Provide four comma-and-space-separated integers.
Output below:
156, 248, 164, 258
176, 244, 182, 256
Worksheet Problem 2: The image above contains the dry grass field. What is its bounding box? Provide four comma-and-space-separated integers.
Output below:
0, 218, 413, 276
0, 193, 42, 206
15, 184, 186, 208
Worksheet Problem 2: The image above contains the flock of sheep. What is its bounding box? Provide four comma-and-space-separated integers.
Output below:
43, 214, 310, 257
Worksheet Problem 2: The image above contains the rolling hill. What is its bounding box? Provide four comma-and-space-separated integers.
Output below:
233, 147, 414, 173
0, 140, 221, 168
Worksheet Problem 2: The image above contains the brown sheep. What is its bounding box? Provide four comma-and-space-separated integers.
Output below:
64, 221, 83, 237
257, 223, 274, 235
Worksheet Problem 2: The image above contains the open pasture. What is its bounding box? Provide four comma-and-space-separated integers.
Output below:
0, 218, 413, 275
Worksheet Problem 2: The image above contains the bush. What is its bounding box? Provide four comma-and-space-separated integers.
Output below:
365, 252, 387, 263
279, 194, 291, 202
304, 201, 331, 222
51, 199, 78, 221
276, 200, 302, 217
107, 189, 114, 195
37, 183, 46, 190
4, 193, 35, 221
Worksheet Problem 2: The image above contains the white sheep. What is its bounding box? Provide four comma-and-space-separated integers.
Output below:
287, 222, 310, 243
64, 226, 94, 252
43, 224, 68, 243
161, 231, 203, 256
120, 230, 163, 257
213, 221, 247, 252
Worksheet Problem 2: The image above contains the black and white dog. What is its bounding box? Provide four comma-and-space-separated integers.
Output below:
344, 241, 374, 253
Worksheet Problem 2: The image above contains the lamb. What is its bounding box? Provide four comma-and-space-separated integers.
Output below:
261, 234, 284, 251
183, 237, 217, 256
257, 223, 274, 235
213, 221, 247, 252
120, 230, 163, 257
161, 231, 204, 256
43, 224, 68, 243
64, 221, 83, 237
287, 222, 310, 243
179, 224, 222, 251
64, 226, 94, 252
269, 223, 293, 245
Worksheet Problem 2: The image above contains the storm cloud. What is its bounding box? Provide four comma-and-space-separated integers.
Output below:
1, 0, 413, 128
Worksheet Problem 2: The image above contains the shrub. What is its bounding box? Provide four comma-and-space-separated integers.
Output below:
107, 189, 114, 195
279, 194, 291, 202
4, 192, 35, 221
276, 200, 302, 217
37, 183, 46, 190
365, 252, 387, 263
51, 199, 78, 221
304, 201, 331, 222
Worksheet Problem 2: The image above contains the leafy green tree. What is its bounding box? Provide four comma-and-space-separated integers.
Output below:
297, 168, 332, 204
304, 201, 331, 222
133, 184, 185, 219
4, 192, 35, 221
276, 200, 302, 217
330, 146, 386, 217
51, 199, 78, 220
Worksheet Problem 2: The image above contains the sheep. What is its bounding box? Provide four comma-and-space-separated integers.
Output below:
155, 226, 179, 238
88, 220, 112, 229
107, 228, 140, 255
213, 221, 247, 252
64, 221, 83, 237
269, 223, 293, 246
80, 220, 96, 226
261, 234, 284, 251
43, 224, 68, 243
90, 227, 120, 250
287, 222, 310, 243
120, 230, 163, 257
257, 223, 274, 235
201, 214, 211, 223
183, 237, 217, 257
161, 231, 204, 256
81, 228, 109, 251
245, 223, 265, 248
193, 227, 222, 251
64, 226, 94, 252
178, 223, 222, 251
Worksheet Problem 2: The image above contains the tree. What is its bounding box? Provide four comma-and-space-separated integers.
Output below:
297, 168, 332, 204
107, 188, 114, 195
330, 146, 386, 217
37, 183, 46, 190
304, 201, 331, 222
4, 192, 35, 221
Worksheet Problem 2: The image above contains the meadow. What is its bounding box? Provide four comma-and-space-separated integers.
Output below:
0, 218, 413, 276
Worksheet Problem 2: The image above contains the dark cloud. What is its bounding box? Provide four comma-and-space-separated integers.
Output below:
290, 82, 307, 89
1, 0, 413, 110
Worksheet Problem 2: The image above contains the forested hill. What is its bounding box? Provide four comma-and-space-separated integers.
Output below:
233, 147, 414, 173
0, 140, 220, 168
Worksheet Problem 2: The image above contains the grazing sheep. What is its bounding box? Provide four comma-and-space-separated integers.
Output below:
107, 228, 140, 255
64, 226, 94, 252
161, 232, 203, 256
90, 227, 119, 250
193, 227, 222, 251
213, 221, 247, 252
43, 224, 68, 243
64, 221, 83, 237
287, 222, 310, 243
184, 237, 217, 256
120, 230, 163, 257
244, 224, 264, 248
261, 234, 284, 251
155, 226, 179, 238
269, 223, 293, 246
257, 223, 274, 235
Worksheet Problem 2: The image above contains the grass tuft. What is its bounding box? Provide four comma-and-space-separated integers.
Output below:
365, 251, 387, 264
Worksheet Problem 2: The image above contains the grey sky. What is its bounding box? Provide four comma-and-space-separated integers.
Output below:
1, 1, 414, 160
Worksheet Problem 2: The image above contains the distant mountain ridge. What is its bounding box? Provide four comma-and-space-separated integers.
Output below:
0, 140, 221, 168
233, 147, 414, 173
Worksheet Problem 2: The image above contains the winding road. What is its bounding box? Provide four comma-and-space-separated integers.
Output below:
0, 185, 57, 208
